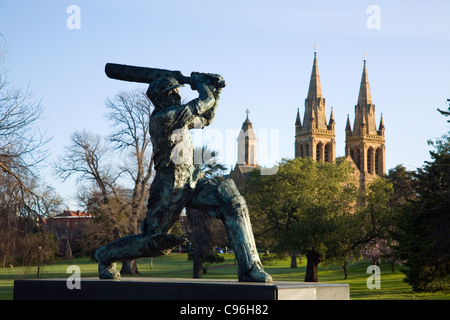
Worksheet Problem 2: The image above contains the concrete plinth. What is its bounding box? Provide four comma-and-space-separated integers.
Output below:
13, 277, 349, 300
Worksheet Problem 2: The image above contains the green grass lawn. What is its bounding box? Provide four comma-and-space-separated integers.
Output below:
1, 253, 448, 300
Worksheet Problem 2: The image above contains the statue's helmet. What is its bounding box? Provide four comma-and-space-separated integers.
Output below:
147, 77, 184, 97
147, 77, 184, 109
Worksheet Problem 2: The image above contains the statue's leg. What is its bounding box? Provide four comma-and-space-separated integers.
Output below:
191, 179, 272, 282
95, 173, 188, 280
95, 233, 185, 279
142, 172, 190, 235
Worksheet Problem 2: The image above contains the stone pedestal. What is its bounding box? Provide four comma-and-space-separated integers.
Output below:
13, 277, 349, 300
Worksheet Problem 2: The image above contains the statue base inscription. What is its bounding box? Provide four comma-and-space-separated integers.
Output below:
13, 278, 349, 300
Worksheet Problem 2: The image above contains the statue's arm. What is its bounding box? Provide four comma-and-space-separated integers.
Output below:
186, 81, 219, 128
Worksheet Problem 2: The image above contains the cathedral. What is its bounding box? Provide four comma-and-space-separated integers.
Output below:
230, 48, 386, 191
294, 49, 385, 190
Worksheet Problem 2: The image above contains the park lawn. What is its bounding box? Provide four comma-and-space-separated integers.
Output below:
0, 253, 448, 300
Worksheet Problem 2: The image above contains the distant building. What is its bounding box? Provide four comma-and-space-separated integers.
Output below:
295, 49, 386, 191
228, 109, 259, 190
45, 210, 93, 255
229, 49, 386, 193
344, 57, 386, 189
295, 49, 336, 163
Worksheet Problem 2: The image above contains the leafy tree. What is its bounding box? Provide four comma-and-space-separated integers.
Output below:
393, 131, 450, 292
437, 98, 450, 121
355, 177, 394, 248
243, 169, 287, 256
245, 157, 358, 282
387, 165, 417, 207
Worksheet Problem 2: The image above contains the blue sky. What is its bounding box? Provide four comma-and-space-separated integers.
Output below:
1, 0, 450, 208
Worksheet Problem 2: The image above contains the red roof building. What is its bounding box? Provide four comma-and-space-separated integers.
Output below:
46, 210, 93, 256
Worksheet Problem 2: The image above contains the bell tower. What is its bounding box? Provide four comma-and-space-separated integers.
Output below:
345, 53, 386, 189
295, 46, 336, 162
237, 109, 258, 167
229, 109, 258, 190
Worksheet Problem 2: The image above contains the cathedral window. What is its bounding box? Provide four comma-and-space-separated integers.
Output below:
375, 148, 382, 175
316, 142, 324, 162
367, 147, 374, 174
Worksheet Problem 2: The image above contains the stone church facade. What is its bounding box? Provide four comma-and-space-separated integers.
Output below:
295, 50, 385, 190
230, 49, 386, 192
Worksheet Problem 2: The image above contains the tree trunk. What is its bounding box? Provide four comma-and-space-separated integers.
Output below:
290, 251, 298, 268
342, 261, 348, 280
120, 259, 139, 275
65, 237, 72, 260
186, 207, 212, 279
305, 252, 321, 282
192, 251, 203, 279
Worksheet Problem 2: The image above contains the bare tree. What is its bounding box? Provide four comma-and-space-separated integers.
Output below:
0, 63, 48, 201
105, 89, 154, 274
105, 89, 154, 236
56, 90, 154, 274
0, 41, 57, 266
55, 130, 116, 204
0, 39, 52, 220
54, 130, 127, 250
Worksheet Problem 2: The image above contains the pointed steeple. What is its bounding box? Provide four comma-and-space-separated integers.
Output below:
346, 114, 352, 132
353, 53, 378, 135
303, 46, 328, 131
345, 53, 386, 189
358, 53, 372, 105
379, 113, 384, 129
378, 113, 385, 135
296, 108, 302, 127
328, 107, 335, 130
307, 48, 323, 99
296, 45, 335, 163
329, 107, 335, 123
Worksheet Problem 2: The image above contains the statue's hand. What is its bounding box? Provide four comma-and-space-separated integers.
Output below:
190, 72, 225, 92
190, 72, 204, 91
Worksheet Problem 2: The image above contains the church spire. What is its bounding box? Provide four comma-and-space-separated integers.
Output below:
329, 107, 335, 123
328, 107, 335, 130
358, 52, 372, 105
346, 52, 386, 183
353, 53, 377, 135
307, 45, 323, 99
296, 108, 302, 127
346, 114, 352, 132
378, 113, 385, 135
296, 45, 335, 162
302, 46, 328, 131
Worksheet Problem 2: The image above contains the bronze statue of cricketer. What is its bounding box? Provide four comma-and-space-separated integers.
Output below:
95, 63, 272, 282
